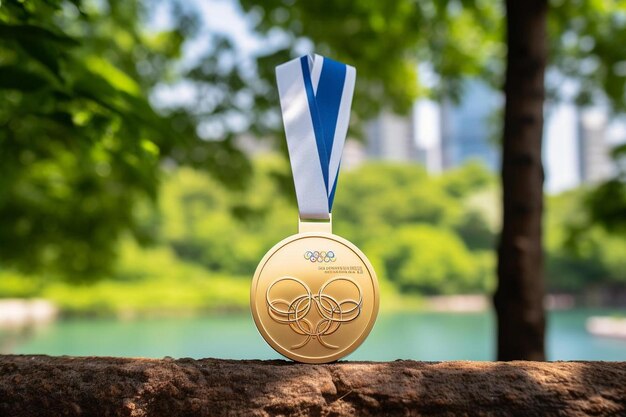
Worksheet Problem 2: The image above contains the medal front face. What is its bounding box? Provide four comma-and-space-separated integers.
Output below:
251, 232, 379, 363
255, 55, 375, 363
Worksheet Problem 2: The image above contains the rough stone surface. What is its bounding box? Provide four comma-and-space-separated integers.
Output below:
1, 355, 625, 416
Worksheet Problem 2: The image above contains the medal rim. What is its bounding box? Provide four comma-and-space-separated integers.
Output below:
250, 231, 380, 364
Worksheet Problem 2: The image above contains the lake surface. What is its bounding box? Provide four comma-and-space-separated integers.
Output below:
3, 309, 625, 361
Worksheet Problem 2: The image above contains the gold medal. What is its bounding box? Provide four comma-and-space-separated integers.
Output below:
254, 54, 378, 363
251, 219, 379, 363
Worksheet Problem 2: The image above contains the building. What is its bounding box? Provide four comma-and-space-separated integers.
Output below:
340, 139, 367, 171
415, 99, 443, 174
576, 109, 613, 184
362, 81, 501, 173
439, 80, 501, 171
365, 110, 423, 163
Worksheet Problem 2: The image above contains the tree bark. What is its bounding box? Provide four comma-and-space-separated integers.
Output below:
495, 0, 548, 360
1, 356, 625, 416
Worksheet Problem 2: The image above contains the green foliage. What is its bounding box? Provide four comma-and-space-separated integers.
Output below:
334, 164, 459, 242
2, 0, 625, 311
0, 160, 498, 313
0, 0, 250, 278
437, 161, 494, 198
2, 0, 625, 283
581, 144, 626, 235
371, 225, 492, 294
132, 161, 496, 310
548, 0, 626, 111
546, 146, 626, 290
157, 161, 497, 295
455, 210, 497, 251
245, 0, 625, 115
158, 158, 297, 276
1, 160, 624, 314
545, 189, 626, 291
0, 270, 43, 298
242, 0, 503, 122
546, 3, 626, 249
41, 240, 250, 316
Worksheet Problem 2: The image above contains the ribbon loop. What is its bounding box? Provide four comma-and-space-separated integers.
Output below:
276, 54, 356, 220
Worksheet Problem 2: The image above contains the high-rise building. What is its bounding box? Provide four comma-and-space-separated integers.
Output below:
341, 139, 367, 171
415, 100, 443, 173
577, 109, 613, 184
439, 80, 501, 171
356, 80, 620, 192
365, 110, 423, 163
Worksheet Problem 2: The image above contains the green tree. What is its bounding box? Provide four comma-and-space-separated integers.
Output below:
155, 160, 497, 297
158, 159, 296, 276
0, 0, 250, 278
546, 189, 626, 292
581, 144, 626, 235
373, 224, 493, 294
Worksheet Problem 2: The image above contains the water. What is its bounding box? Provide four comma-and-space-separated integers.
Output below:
2, 309, 625, 361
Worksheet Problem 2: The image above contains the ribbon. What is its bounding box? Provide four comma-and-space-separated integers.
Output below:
276, 54, 356, 220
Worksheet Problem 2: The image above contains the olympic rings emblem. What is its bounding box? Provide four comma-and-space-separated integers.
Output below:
304, 250, 336, 263
266, 276, 363, 349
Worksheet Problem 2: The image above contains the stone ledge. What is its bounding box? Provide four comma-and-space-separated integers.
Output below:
1, 355, 625, 416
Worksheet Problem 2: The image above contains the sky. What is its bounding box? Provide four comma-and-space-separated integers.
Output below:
151, 0, 625, 194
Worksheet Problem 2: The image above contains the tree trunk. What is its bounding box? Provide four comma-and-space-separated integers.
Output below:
495, 0, 548, 360
2, 355, 626, 416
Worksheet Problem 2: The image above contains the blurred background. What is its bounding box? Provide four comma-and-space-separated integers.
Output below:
1, 0, 625, 361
